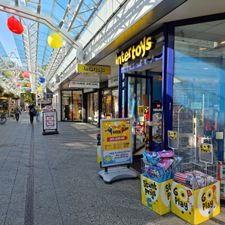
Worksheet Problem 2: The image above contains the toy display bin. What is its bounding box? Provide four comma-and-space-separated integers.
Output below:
141, 174, 172, 215
171, 180, 220, 225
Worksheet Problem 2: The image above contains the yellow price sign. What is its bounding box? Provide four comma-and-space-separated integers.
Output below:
200, 143, 212, 153
168, 130, 177, 140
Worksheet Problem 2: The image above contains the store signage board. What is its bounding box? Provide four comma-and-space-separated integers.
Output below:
42, 109, 59, 135
100, 118, 132, 167
69, 81, 99, 89
83, 88, 94, 93
108, 76, 118, 87
199, 143, 213, 164
116, 36, 155, 65
77, 64, 111, 75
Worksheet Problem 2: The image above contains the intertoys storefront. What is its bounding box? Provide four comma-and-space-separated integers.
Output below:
116, 13, 225, 203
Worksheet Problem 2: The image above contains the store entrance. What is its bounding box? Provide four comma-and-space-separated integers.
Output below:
123, 68, 162, 152
61, 90, 83, 122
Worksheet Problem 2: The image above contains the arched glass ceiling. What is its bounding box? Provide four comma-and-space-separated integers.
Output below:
0, 0, 106, 93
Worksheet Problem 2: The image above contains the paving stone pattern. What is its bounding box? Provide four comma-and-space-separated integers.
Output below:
0, 113, 224, 225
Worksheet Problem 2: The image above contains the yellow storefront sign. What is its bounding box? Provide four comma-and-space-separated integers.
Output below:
141, 175, 172, 215
101, 119, 132, 167
171, 181, 220, 225
77, 64, 111, 75
116, 36, 155, 65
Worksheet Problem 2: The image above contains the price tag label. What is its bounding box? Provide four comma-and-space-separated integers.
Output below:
168, 130, 178, 149
199, 143, 213, 164
200, 143, 212, 153
168, 130, 177, 140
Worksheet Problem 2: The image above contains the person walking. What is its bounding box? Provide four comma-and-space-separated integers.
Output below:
28, 103, 36, 124
36, 106, 41, 122
14, 107, 21, 122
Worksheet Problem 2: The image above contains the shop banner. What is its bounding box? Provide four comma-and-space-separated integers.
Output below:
101, 118, 132, 167
43, 111, 57, 131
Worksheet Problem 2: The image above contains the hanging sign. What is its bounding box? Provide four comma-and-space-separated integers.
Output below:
69, 81, 99, 89
199, 143, 213, 164
77, 64, 111, 75
101, 118, 132, 167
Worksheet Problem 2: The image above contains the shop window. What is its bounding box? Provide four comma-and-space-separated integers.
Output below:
61, 90, 82, 121
173, 19, 225, 162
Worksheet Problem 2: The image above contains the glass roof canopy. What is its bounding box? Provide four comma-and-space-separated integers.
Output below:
0, 0, 106, 94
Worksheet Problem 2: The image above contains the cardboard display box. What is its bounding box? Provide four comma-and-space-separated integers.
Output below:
171, 180, 220, 225
141, 174, 172, 215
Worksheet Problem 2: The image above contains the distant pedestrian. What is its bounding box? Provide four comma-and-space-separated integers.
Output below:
36, 106, 41, 122
28, 103, 36, 124
14, 107, 21, 122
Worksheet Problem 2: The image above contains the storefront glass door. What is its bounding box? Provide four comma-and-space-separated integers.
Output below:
124, 71, 162, 152
61, 90, 83, 121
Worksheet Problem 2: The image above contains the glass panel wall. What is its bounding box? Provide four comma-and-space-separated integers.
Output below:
62, 91, 72, 121
173, 20, 225, 162
101, 89, 118, 119
72, 91, 82, 121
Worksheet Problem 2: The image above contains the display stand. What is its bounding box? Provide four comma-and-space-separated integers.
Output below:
42, 107, 59, 135
98, 118, 138, 183
98, 166, 137, 183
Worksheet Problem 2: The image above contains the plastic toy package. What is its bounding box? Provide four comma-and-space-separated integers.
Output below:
174, 170, 216, 190
142, 150, 181, 182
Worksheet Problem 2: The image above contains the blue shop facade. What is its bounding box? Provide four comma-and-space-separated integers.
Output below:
117, 13, 225, 165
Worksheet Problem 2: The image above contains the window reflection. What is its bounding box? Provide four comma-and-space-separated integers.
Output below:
173, 20, 225, 162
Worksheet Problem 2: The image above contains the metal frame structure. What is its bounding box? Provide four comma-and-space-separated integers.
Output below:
0, 0, 105, 91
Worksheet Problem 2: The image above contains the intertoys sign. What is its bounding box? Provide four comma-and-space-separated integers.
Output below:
116, 36, 155, 65
100, 118, 132, 167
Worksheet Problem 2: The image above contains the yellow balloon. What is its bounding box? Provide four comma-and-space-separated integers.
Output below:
37, 86, 42, 93
48, 33, 63, 48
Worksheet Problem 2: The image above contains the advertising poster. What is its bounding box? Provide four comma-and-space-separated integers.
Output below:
101, 118, 132, 167
43, 111, 57, 130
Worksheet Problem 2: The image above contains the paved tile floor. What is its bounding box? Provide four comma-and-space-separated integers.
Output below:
0, 113, 224, 225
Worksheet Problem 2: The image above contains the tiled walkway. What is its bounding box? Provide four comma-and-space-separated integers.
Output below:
0, 113, 224, 225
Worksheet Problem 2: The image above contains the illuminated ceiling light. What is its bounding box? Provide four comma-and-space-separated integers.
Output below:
199, 47, 208, 51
